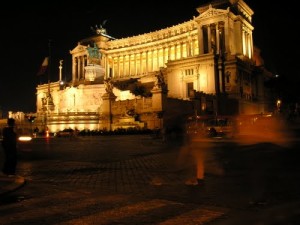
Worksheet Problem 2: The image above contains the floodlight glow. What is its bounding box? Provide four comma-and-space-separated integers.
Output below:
18, 136, 32, 141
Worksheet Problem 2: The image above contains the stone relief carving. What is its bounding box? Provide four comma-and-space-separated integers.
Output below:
199, 8, 227, 19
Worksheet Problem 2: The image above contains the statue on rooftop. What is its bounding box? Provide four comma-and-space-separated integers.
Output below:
90, 20, 107, 35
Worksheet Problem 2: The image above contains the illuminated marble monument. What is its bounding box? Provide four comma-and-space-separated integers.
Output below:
35, 0, 272, 133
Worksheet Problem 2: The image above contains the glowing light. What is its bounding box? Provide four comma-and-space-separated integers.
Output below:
277, 99, 281, 109
18, 136, 32, 141
46, 130, 50, 138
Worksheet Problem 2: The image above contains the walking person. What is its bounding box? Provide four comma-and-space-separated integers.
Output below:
1, 118, 18, 176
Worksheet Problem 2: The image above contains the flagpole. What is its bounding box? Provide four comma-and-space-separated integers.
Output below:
48, 39, 52, 84
37, 56, 49, 84
45, 39, 52, 133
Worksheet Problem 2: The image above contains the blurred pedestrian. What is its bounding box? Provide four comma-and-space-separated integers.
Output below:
1, 118, 18, 175
178, 123, 224, 186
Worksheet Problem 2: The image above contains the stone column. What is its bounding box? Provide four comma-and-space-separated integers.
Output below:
72, 57, 76, 83
104, 55, 109, 78
82, 56, 86, 80
198, 25, 204, 55
140, 52, 143, 74
59, 60, 63, 81
151, 50, 154, 72
242, 30, 246, 55
180, 42, 183, 58
191, 38, 195, 56
247, 33, 251, 58
157, 49, 160, 70
249, 32, 253, 59
134, 53, 137, 75
111, 56, 114, 78
128, 53, 131, 76
117, 56, 120, 78
187, 37, 191, 57
81, 56, 84, 80
122, 55, 125, 77
216, 23, 220, 54
224, 19, 230, 55
77, 57, 81, 80
146, 51, 149, 73
207, 25, 212, 53
162, 47, 166, 66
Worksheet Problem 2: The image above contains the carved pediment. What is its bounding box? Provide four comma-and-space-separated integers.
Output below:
70, 43, 87, 54
198, 5, 229, 19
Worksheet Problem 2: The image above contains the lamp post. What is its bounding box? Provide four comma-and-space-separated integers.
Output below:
276, 99, 281, 113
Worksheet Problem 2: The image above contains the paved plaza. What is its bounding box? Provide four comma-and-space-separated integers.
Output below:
1, 134, 300, 224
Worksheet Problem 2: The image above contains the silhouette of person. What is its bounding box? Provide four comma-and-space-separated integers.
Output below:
1, 118, 18, 175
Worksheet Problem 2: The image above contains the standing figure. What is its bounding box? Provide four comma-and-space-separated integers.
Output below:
1, 118, 18, 175
104, 78, 114, 93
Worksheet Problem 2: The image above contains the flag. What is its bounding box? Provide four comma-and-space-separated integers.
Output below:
37, 57, 49, 76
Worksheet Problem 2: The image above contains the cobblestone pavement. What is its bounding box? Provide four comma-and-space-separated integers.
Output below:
1, 135, 300, 224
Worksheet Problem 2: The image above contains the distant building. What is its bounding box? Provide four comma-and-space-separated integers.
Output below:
35, 0, 274, 133
0, 112, 34, 137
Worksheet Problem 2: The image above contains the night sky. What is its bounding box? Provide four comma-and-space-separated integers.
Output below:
1, 1, 299, 115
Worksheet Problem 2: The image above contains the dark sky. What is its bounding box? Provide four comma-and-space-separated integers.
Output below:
1, 1, 299, 114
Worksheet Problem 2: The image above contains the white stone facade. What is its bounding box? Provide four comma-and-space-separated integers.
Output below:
36, 0, 272, 133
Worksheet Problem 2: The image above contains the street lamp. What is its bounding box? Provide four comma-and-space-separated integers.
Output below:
59, 80, 65, 90
276, 99, 281, 113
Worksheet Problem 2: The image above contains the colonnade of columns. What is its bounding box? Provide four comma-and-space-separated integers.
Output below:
198, 21, 253, 59
72, 55, 88, 82
108, 38, 198, 78
71, 37, 199, 82
242, 26, 253, 59
199, 22, 226, 55
70, 20, 253, 85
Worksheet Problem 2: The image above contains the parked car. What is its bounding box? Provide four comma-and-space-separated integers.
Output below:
186, 115, 236, 138
55, 129, 75, 137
